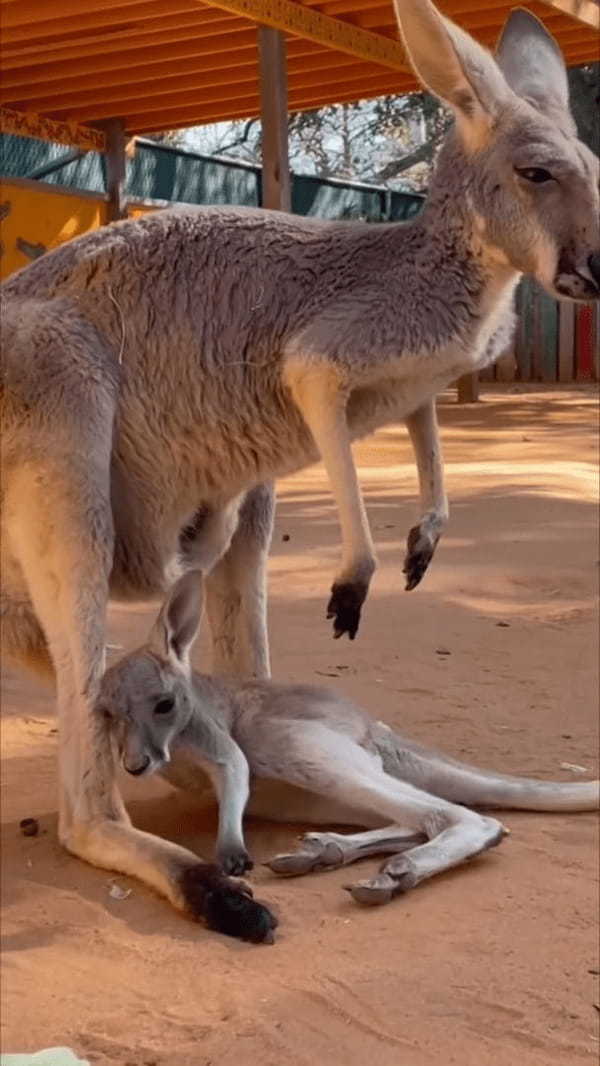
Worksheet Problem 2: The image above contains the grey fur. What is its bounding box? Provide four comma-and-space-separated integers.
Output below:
1, 2, 598, 933
100, 570, 600, 905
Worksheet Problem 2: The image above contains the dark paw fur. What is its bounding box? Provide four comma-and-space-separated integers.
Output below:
403, 525, 438, 591
180, 864, 277, 943
326, 581, 367, 640
219, 849, 254, 876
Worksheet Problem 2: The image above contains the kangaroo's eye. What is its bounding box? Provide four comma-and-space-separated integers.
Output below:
154, 696, 175, 715
515, 167, 554, 184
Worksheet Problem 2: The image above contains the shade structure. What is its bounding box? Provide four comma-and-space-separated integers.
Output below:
1, 0, 598, 149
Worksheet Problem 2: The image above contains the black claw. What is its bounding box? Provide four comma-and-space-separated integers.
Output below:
403, 525, 438, 591
326, 581, 367, 640
179, 864, 277, 943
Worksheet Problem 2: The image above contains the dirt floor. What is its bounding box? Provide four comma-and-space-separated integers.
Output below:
2, 386, 599, 1066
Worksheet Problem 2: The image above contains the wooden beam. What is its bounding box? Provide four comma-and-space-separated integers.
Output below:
258, 26, 291, 211
67, 64, 404, 122
1, 0, 172, 30
127, 74, 414, 132
28, 51, 372, 116
122, 71, 412, 130
2, 1, 199, 45
1, 38, 326, 101
0, 105, 105, 151
2, 10, 243, 69
207, 0, 409, 69
103, 117, 127, 221
535, 0, 599, 29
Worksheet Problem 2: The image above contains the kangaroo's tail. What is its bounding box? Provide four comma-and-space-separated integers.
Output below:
373, 722, 599, 812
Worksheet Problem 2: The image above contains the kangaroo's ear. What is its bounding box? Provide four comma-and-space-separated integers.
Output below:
149, 570, 204, 674
392, 0, 511, 148
495, 8, 573, 129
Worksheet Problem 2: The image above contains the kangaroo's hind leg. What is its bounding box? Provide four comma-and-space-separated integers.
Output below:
262, 724, 505, 900
205, 482, 274, 679
2, 319, 276, 942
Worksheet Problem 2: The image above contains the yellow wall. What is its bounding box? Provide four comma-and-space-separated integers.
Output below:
0, 178, 107, 280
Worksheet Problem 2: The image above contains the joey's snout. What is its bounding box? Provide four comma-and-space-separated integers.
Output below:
120, 724, 169, 778
123, 754, 151, 776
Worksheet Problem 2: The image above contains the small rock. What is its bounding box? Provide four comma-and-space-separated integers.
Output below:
495, 621, 511, 628
315, 670, 340, 678
282, 533, 290, 542
19, 817, 39, 837
560, 762, 589, 775
435, 647, 451, 656
561, 733, 572, 740
109, 881, 132, 900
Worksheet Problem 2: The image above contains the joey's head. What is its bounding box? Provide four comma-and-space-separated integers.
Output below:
97, 571, 204, 777
394, 1, 600, 301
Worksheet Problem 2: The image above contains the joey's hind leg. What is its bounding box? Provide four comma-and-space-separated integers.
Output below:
347, 817, 507, 906
266, 827, 426, 877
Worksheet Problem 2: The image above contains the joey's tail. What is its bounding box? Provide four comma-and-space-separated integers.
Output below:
373, 722, 599, 812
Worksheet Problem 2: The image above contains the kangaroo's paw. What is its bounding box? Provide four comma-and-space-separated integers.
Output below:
326, 581, 367, 640
180, 864, 277, 943
217, 846, 254, 877
265, 832, 346, 876
403, 523, 440, 591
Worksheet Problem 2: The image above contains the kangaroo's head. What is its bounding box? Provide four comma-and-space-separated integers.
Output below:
97, 571, 203, 777
394, 1, 599, 301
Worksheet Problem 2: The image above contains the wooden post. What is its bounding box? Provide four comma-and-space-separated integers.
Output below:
257, 26, 291, 212
104, 117, 127, 221
456, 372, 479, 403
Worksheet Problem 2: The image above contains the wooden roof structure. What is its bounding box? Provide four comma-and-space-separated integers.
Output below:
1, 0, 598, 150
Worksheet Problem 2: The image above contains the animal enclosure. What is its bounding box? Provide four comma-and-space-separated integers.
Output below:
2, 388, 598, 1063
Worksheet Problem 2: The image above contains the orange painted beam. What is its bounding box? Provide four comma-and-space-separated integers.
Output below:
536, 0, 599, 29
2, 9, 238, 63
0, 0, 178, 30
0, 105, 105, 150
37, 53, 376, 117
3, 39, 330, 104
2, 11, 246, 69
130, 78, 416, 132
204, 0, 410, 69
2, 1, 199, 45
70, 63, 407, 122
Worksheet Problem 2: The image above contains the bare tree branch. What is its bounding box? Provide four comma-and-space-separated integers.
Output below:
375, 123, 450, 182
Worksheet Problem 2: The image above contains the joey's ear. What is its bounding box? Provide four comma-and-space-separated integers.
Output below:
392, 0, 511, 148
149, 570, 204, 674
495, 8, 574, 129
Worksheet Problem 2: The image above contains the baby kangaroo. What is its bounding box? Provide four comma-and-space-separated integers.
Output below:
98, 572, 599, 923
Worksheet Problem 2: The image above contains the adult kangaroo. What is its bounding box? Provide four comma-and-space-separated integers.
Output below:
2, 2, 599, 937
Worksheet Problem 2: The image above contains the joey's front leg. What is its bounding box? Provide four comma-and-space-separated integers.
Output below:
206, 738, 253, 876
403, 400, 448, 591
286, 363, 376, 639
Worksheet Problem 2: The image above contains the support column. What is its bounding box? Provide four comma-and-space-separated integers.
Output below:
104, 117, 127, 222
257, 26, 291, 212
456, 372, 480, 403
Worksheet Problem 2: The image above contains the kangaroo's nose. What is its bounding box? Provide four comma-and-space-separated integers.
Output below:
588, 252, 600, 288
124, 755, 151, 776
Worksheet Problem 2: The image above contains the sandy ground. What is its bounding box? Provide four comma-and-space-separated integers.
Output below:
2, 386, 599, 1066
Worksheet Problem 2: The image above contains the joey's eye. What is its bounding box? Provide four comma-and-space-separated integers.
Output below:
515, 167, 554, 184
154, 696, 175, 716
